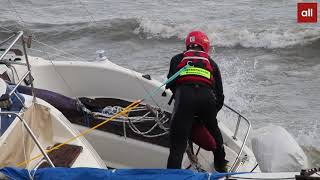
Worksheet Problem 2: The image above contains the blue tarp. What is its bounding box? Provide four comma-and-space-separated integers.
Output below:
0, 167, 248, 180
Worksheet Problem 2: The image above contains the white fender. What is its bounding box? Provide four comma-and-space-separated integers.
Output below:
252, 125, 308, 172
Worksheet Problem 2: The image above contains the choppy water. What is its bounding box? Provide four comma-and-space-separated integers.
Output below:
1, 0, 320, 168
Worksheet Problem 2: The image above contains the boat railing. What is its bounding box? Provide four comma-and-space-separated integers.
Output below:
223, 104, 251, 172
0, 31, 55, 168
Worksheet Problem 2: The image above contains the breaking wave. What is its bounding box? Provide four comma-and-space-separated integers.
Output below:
2, 18, 320, 48
135, 18, 320, 48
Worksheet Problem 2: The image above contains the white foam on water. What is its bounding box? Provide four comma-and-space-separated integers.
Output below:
135, 18, 320, 48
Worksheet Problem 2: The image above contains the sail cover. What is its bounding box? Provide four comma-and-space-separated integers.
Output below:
0, 103, 53, 168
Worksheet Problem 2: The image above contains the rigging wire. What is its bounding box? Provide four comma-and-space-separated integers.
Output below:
3, 0, 108, 100
77, 0, 97, 25
0, 26, 15, 33
26, 47, 81, 62
31, 39, 86, 61
2, 0, 86, 61
7, 0, 26, 32
0, 4, 79, 97
0, 26, 77, 97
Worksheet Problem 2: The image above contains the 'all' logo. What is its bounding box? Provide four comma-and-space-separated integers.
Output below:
297, 2, 317, 23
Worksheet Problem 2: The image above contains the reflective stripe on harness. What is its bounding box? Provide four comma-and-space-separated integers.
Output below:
180, 67, 211, 79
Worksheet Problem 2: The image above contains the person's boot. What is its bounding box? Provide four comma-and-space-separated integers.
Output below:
213, 146, 228, 172
214, 159, 229, 173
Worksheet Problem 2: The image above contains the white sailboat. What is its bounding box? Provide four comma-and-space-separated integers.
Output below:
1, 31, 319, 179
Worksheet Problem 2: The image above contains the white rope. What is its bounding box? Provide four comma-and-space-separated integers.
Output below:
96, 109, 169, 125
128, 118, 161, 135
89, 103, 170, 138
126, 108, 169, 137
95, 115, 169, 138
96, 106, 169, 124
95, 113, 156, 122
128, 121, 168, 138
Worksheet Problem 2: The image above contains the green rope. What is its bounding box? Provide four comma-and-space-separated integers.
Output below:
142, 63, 191, 101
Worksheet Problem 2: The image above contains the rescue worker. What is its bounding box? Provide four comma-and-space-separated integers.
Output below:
166, 30, 227, 172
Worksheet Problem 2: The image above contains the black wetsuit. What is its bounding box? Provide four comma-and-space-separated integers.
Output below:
166, 53, 226, 170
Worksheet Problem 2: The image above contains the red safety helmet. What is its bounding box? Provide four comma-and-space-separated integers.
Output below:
185, 30, 210, 53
